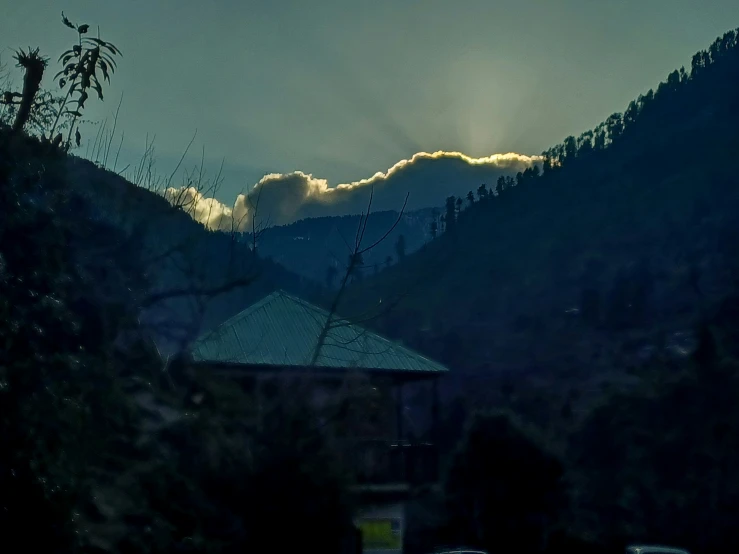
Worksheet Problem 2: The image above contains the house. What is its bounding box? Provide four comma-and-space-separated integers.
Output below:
189, 289, 450, 554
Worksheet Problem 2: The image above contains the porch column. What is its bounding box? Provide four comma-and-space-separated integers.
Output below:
256, 374, 264, 433
431, 377, 440, 481
395, 381, 404, 442
431, 377, 439, 443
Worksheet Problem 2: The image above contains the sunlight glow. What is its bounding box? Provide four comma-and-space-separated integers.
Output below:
164, 150, 541, 231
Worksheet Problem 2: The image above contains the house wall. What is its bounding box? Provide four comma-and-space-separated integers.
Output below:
355, 500, 406, 554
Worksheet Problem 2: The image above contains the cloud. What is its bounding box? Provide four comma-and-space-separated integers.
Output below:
164, 151, 541, 231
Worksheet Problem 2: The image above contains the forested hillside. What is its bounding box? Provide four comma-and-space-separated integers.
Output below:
242, 207, 435, 285
343, 26, 739, 553
64, 156, 322, 352
0, 16, 348, 553
350, 25, 739, 387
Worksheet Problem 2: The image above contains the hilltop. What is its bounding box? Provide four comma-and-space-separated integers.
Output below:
62, 156, 322, 352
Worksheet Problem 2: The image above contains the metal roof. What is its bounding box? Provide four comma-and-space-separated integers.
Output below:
190, 290, 449, 375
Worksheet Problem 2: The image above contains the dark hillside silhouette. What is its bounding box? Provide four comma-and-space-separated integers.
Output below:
65, 156, 322, 353
0, 13, 349, 553
346, 26, 739, 553
241, 207, 435, 284
348, 26, 739, 394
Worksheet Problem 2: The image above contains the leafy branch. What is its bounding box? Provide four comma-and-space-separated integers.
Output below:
49, 12, 121, 148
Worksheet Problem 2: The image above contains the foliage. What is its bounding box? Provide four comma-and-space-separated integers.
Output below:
442, 411, 565, 553
114, 374, 355, 554
348, 24, 739, 391
51, 12, 121, 147
0, 123, 356, 553
0, 13, 120, 147
395, 233, 407, 261
0, 15, 348, 554
0, 122, 142, 552
344, 24, 739, 553
569, 317, 739, 553
0, 80, 73, 139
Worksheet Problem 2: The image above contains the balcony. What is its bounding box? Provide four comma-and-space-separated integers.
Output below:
343, 439, 439, 489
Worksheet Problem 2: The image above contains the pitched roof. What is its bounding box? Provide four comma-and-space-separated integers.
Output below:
190, 290, 449, 375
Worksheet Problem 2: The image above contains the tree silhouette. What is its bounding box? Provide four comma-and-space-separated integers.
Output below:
445, 412, 564, 553
395, 234, 406, 261
563, 135, 577, 160
577, 130, 594, 156
326, 264, 338, 289
605, 113, 623, 142
580, 287, 601, 326
347, 252, 364, 282
605, 269, 631, 330
444, 196, 456, 233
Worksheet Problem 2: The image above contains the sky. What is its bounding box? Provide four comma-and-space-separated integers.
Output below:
2, 0, 738, 226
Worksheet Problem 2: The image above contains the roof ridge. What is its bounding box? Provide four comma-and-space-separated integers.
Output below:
275, 289, 355, 325
260, 290, 446, 370
192, 290, 449, 374
279, 292, 447, 371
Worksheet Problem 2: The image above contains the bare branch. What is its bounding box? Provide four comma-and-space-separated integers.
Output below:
357, 193, 409, 256
103, 91, 123, 169
113, 130, 124, 173
309, 186, 411, 366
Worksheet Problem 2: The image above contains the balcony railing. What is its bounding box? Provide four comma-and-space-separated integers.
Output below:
343, 439, 439, 486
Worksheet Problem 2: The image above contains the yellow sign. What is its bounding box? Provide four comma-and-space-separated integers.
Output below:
358, 518, 402, 550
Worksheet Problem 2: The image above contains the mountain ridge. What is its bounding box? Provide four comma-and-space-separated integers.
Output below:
339, 25, 739, 416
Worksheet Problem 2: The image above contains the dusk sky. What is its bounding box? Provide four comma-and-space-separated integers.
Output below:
3, 0, 739, 225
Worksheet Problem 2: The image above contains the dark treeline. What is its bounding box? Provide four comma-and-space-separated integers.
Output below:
434, 27, 739, 236
346, 25, 739, 554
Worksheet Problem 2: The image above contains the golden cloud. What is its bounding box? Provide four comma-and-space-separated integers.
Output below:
164, 151, 541, 231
